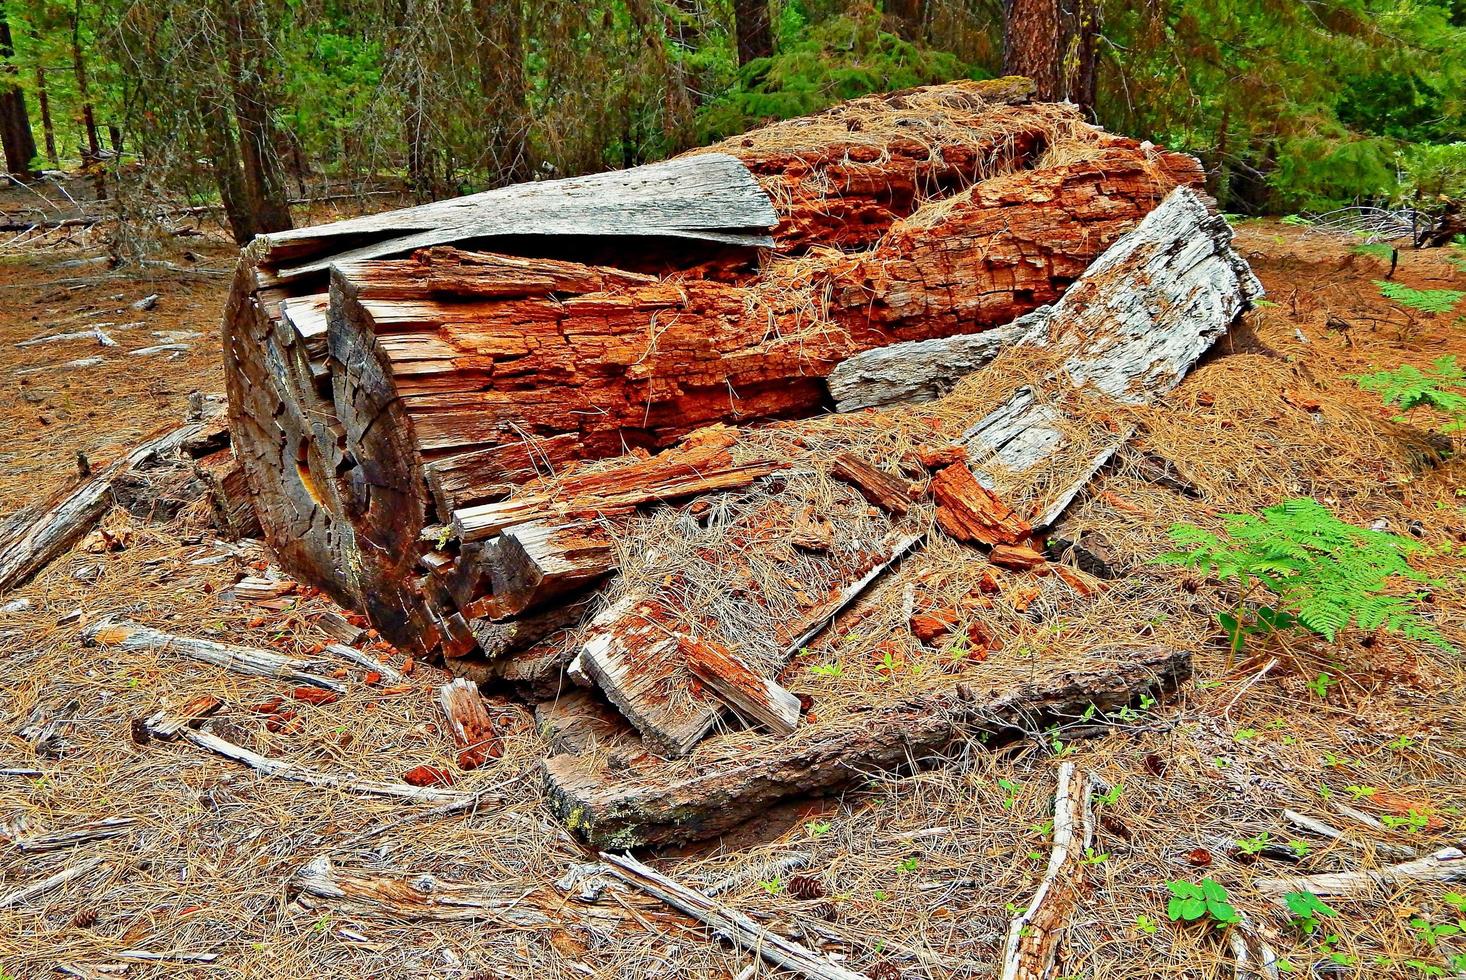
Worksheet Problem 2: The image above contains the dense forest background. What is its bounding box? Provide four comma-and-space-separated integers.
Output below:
0, 0, 1463, 244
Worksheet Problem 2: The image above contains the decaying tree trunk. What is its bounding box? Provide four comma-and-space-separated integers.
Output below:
217, 82, 1257, 839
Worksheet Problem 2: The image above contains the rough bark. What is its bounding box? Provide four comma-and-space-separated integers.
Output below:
223, 0, 294, 236
0, 7, 38, 180
545, 644, 1189, 847
733, 0, 773, 65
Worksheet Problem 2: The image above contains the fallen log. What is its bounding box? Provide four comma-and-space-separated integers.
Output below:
225, 81, 1203, 655
290, 854, 556, 926
1254, 847, 1466, 905
545, 644, 1188, 847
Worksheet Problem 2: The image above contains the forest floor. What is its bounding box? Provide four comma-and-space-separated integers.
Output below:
1, 218, 1464, 980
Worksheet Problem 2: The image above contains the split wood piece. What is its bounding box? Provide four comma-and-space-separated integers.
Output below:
600, 851, 868, 980
683, 636, 801, 736
546, 644, 1189, 847
1254, 847, 1466, 906
451, 439, 779, 544
142, 694, 223, 739
193, 449, 261, 540
14, 817, 138, 853
324, 642, 404, 683
154, 724, 469, 805
315, 611, 367, 647
990, 544, 1048, 571
577, 531, 919, 758
82, 618, 344, 692
1281, 809, 1417, 861
437, 679, 499, 769
930, 464, 1031, 546
1228, 914, 1282, 980
290, 855, 557, 927
17, 696, 80, 756
829, 453, 913, 515
998, 763, 1093, 980
255, 153, 778, 285
477, 521, 615, 617
831, 187, 1263, 528
0, 418, 213, 593
0, 856, 106, 909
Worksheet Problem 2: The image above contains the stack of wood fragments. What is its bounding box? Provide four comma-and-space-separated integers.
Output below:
222, 79, 1263, 844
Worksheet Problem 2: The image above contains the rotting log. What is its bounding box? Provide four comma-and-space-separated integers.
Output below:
224, 81, 1202, 657
545, 644, 1189, 847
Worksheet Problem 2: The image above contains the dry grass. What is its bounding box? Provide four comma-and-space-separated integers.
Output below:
2, 222, 1466, 980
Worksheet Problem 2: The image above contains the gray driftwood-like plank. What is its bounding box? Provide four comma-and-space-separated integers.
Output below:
256, 154, 777, 284
0, 420, 209, 593
289, 855, 557, 926
81, 618, 345, 692
0, 856, 106, 909
826, 188, 1263, 526
15, 817, 138, 853
546, 644, 1189, 847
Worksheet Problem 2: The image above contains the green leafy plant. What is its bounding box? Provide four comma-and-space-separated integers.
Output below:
1166, 878, 1241, 928
1134, 914, 1159, 935
1376, 280, 1466, 315
1409, 916, 1463, 947
758, 877, 784, 895
1235, 832, 1272, 856
1284, 890, 1337, 934
1355, 356, 1466, 432
897, 857, 919, 873
1355, 242, 1398, 262
804, 820, 833, 838
1157, 498, 1449, 656
808, 662, 844, 678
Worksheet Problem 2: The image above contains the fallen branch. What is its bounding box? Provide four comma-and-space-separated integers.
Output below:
600, 851, 868, 980
290, 854, 555, 926
1254, 847, 1466, 905
14, 817, 138, 853
82, 618, 344, 692
998, 763, 1092, 980
0, 856, 105, 908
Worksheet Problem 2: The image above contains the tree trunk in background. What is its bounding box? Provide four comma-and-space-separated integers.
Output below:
70, 2, 101, 166
1003, 0, 1062, 101
201, 89, 256, 244
1003, 0, 1097, 111
0, 6, 39, 179
626, 0, 695, 151
29, 30, 57, 167
224, 0, 293, 235
734, 0, 773, 65
886, 0, 926, 41
474, 0, 531, 183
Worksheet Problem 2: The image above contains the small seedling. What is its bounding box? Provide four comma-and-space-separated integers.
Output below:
1134, 914, 1158, 935
1382, 810, 1429, 832
758, 877, 784, 895
1096, 783, 1123, 807
1344, 784, 1378, 801
998, 778, 1019, 810
897, 857, 919, 873
1409, 916, 1462, 947
808, 662, 843, 678
1309, 673, 1334, 699
1235, 832, 1272, 856
804, 820, 833, 838
1287, 840, 1312, 858
1166, 878, 1241, 928
1284, 890, 1337, 934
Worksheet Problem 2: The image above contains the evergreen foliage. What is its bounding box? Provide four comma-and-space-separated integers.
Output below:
1355, 356, 1466, 431
1158, 498, 1449, 653
1376, 280, 1466, 314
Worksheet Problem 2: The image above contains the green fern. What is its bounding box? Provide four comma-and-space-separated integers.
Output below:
1376, 280, 1466, 314
1157, 498, 1449, 654
1355, 356, 1466, 432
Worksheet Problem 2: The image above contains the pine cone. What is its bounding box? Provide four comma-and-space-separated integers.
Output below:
787, 874, 825, 900
811, 900, 838, 922
867, 963, 902, 980
71, 908, 98, 929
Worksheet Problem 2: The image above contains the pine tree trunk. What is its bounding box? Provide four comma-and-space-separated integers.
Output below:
29, 30, 57, 167
626, 0, 695, 150
733, 0, 773, 65
201, 91, 255, 245
0, 7, 39, 180
224, 0, 293, 236
1003, 0, 1062, 100
886, 0, 926, 41
70, 2, 101, 165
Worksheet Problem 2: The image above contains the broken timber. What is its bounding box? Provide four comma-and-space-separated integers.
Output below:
82, 618, 345, 692
545, 645, 1188, 847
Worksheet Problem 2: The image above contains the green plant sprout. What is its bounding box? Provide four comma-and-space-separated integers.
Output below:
1284, 890, 1337, 934
1166, 878, 1240, 928
1157, 498, 1450, 657
1355, 356, 1466, 432
1235, 832, 1272, 856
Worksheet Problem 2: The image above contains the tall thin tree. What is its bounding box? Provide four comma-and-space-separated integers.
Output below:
0, 3, 39, 179
1003, 0, 1097, 111
734, 0, 772, 65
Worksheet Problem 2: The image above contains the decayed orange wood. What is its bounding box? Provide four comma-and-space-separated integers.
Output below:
990, 543, 1049, 571
930, 464, 1032, 546
829, 452, 915, 515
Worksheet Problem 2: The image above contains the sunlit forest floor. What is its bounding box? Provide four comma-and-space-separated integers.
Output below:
1, 219, 1464, 979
